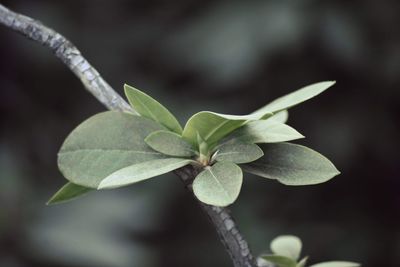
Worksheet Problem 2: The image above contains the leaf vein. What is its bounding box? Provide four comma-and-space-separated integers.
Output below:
209, 168, 232, 199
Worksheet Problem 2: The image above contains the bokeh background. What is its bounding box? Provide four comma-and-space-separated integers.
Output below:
1, 0, 399, 267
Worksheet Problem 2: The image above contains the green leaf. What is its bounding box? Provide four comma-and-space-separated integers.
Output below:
269, 110, 289, 123
145, 130, 196, 157
309, 261, 360, 267
242, 143, 340, 185
297, 257, 309, 267
193, 162, 242, 206
98, 158, 193, 189
124, 84, 183, 134
261, 255, 297, 267
214, 141, 263, 164
47, 182, 92, 205
270, 235, 302, 261
253, 81, 335, 115
197, 132, 209, 157
182, 111, 268, 149
223, 120, 304, 144
58, 111, 167, 188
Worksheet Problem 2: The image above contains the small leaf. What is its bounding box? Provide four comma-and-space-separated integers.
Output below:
309, 261, 360, 267
270, 235, 302, 261
182, 111, 266, 149
47, 182, 92, 205
224, 120, 304, 144
297, 257, 309, 267
58, 111, 167, 188
253, 81, 335, 115
197, 132, 209, 158
215, 141, 263, 164
193, 162, 242, 206
242, 143, 340, 185
98, 158, 193, 189
124, 84, 183, 134
261, 255, 297, 267
145, 130, 196, 157
269, 110, 289, 123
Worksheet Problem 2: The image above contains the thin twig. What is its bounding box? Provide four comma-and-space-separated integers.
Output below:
176, 166, 257, 267
0, 4, 268, 267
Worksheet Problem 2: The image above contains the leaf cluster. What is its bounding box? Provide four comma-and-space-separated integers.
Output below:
260, 235, 360, 267
49, 81, 340, 206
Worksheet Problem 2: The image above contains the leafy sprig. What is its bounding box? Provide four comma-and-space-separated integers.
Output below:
260, 235, 360, 267
49, 81, 340, 206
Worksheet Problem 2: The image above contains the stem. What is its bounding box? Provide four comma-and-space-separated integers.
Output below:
0, 4, 266, 267
175, 166, 257, 267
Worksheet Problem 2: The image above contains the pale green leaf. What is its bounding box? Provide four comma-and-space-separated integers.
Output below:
145, 130, 196, 157
193, 162, 242, 206
269, 110, 289, 123
223, 120, 304, 144
182, 111, 268, 149
197, 132, 209, 157
261, 255, 297, 267
253, 81, 335, 115
98, 158, 193, 189
309, 261, 360, 267
270, 235, 302, 261
47, 182, 92, 205
215, 141, 263, 164
124, 84, 183, 134
297, 257, 309, 267
58, 111, 167, 188
242, 143, 340, 185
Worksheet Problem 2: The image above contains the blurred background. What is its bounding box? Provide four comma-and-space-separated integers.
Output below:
0, 0, 399, 266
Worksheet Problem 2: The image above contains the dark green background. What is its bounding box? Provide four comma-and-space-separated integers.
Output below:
1, 1, 399, 267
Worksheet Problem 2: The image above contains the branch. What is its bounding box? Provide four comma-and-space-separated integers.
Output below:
176, 166, 257, 267
0, 4, 267, 267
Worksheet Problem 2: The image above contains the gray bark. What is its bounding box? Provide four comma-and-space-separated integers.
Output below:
0, 4, 270, 267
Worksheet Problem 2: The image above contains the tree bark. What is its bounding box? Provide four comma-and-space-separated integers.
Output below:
0, 4, 267, 267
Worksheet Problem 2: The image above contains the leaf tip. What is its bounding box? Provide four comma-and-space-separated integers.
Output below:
97, 181, 110, 190
45, 192, 64, 206
123, 83, 133, 93
98, 176, 117, 189
124, 83, 141, 98
123, 83, 133, 90
331, 164, 341, 177
45, 199, 54, 206
144, 132, 154, 144
45, 196, 66, 206
321, 80, 336, 88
